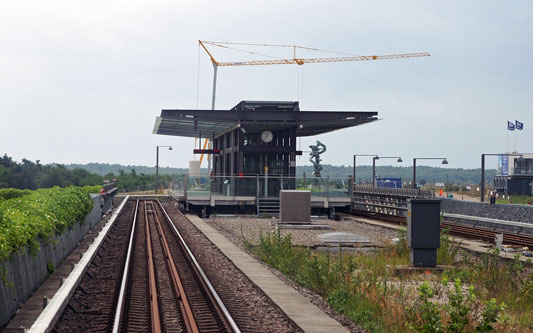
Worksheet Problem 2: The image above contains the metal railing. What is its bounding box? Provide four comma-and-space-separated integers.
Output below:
352, 185, 435, 217
174, 175, 352, 201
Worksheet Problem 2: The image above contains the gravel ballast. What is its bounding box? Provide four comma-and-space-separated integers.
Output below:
161, 201, 302, 333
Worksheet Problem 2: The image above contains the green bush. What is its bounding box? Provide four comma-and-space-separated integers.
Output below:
82, 185, 102, 194
0, 188, 32, 202
0, 186, 95, 262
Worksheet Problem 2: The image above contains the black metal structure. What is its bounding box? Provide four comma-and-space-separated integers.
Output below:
154, 101, 378, 196
407, 199, 441, 267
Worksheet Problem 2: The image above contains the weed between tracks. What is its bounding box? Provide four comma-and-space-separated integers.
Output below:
243, 228, 533, 332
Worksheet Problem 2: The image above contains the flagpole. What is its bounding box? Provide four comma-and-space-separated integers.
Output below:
514, 129, 517, 152
507, 129, 509, 153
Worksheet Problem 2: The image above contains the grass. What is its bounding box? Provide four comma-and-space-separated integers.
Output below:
497, 194, 533, 205
245, 228, 533, 332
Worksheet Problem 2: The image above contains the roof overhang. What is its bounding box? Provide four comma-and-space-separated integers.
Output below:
153, 101, 378, 139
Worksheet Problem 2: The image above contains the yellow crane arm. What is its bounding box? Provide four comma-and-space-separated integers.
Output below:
199, 40, 430, 67
198, 138, 209, 166
216, 52, 430, 66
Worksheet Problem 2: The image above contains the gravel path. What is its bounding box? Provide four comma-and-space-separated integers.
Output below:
206, 215, 398, 247
203, 215, 400, 333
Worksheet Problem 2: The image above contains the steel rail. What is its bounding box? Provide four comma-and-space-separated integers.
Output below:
150, 201, 198, 333
351, 210, 533, 248
155, 200, 241, 333
144, 201, 161, 332
112, 199, 139, 333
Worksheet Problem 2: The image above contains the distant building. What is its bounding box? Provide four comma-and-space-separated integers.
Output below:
494, 153, 533, 196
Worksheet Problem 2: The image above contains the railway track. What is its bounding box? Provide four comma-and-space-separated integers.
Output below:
54, 199, 240, 332
350, 209, 533, 249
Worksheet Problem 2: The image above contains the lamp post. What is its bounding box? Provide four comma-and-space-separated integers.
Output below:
353, 154, 378, 190
445, 174, 449, 197
412, 158, 448, 189
373, 156, 403, 187
156, 145, 173, 191
460, 177, 464, 200
480, 153, 522, 202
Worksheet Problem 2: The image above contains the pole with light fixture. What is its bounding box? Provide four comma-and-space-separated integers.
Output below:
481, 153, 523, 202
373, 156, 403, 187
156, 145, 173, 191
460, 177, 464, 200
412, 158, 448, 189
353, 154, 378, 190
445, 174, 449, 197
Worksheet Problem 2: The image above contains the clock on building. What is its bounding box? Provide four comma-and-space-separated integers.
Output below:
261, 130, 273, 143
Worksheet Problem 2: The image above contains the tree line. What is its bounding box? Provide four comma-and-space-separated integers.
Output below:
1, 155, 497, 190
0, 155, 173, 191
68, 162, 497, 185
297, 164, 496, 185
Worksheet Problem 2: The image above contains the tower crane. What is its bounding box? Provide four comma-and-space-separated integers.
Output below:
199, 40, 430, 109
196, 40, 430, 169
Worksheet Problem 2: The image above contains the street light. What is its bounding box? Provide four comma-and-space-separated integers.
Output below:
480, 153, 522, 202
373, 156, 403, 187
412, 157, 448, 189
460, 177, 464, 200
445, 174, 449, 198
156, 145, 173, 191
353, 154, 378, 190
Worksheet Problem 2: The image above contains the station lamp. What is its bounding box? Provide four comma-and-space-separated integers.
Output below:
412, 157, 448, 189
156, 145, 173, 191
373, 156, 403, 187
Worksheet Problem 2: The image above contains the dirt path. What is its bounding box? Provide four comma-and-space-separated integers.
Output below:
434, 191, 480, 202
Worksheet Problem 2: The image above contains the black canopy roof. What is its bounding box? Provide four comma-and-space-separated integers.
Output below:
153, 101, 378, 139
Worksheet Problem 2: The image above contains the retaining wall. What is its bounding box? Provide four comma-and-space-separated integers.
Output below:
440, 198, 533, 232
0, 195, 103, 326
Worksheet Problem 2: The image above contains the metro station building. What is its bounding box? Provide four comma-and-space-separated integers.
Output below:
494, 153, 533, 196
153, 100, 377, 199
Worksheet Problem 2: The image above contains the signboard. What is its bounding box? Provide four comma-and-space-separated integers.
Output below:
435, 182, 445, 187
376, 177, 402, 189
193, 149, 221, 154
501, 155, 509, 176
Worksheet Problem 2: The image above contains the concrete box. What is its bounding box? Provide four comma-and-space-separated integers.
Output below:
280, 190, 311, 223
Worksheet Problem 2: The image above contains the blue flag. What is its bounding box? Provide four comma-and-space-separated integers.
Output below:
516, 120, 524, 130
508, 121, 515, 131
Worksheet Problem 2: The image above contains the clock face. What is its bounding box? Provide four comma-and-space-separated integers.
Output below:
261, 130, 273, 143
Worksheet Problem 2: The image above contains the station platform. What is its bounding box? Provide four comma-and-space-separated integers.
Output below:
186, 214, 349, 333
171, 190, 351, 209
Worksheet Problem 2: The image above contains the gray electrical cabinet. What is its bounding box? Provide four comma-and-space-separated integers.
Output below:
407, 199, 441, 267
280, 190, 311, 223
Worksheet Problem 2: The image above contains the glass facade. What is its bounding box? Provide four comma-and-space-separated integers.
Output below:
514, 158, 533, 175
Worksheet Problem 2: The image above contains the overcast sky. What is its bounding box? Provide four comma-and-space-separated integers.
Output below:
1, 1, 532, 169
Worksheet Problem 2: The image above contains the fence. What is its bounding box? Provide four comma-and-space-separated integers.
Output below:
173, 175, 353, 200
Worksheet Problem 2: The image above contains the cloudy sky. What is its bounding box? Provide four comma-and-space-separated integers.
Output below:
1, 1, 532, 169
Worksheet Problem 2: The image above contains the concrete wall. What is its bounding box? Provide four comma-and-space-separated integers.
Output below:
0, 195, 103, 326
440, 198, 533, 232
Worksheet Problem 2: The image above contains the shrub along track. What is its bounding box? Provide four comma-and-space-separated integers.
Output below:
53, 198, 299, 332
